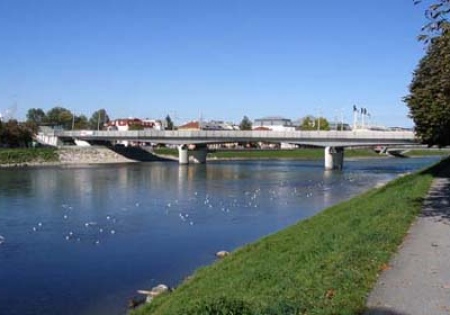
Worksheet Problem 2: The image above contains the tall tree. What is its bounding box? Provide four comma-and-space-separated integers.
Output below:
414, 0, 450, 42
26, 108, 46, 125
46, 107, 73, 130
74, 115, 89, 130
165, 115, 174, 130
404, 31, 450, 147
89, 109, 110, 130
239, 116, 252, 130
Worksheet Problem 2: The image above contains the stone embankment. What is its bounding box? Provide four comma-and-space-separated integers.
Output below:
57, 146, 135, 164
0, 146, 172, 168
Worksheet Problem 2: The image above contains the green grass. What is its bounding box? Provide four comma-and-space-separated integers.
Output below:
132, 158, 448, 315
0, 147, 59, 164
405, 148, 450, 157
153, 147, 449, 161
154, 148, 381, 160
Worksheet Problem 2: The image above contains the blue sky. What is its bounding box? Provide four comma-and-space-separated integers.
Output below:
0, 0, 431, 127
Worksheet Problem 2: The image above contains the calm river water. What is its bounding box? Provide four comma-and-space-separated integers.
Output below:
0, 157, 441, 315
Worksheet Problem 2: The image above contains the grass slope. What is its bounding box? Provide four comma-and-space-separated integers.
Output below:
155, 147, 449, 160
0, 148, 59, 164
133, 159, 448, 315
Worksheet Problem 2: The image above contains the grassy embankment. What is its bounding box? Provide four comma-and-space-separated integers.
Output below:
133, 157, 449, 315
0, 148, 59, 165
404, 148, 450, 156
154, 147, 449, 160
154, 148, 380, 160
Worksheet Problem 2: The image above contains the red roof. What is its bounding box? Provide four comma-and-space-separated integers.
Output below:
253, 126, 271, 131
178, 121, 200, 130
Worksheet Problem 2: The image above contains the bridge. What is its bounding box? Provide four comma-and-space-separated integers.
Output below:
42, 129, 417, 169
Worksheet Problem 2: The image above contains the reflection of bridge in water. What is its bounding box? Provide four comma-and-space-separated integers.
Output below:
46, 129, 417, 170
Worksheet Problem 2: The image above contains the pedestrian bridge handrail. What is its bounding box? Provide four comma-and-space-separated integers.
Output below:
55, 129, 417, 147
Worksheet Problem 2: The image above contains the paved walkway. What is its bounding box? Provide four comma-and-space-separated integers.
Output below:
365, 165, 450, 315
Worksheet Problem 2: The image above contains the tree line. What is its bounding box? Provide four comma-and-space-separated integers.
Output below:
0, 107, 111, 148
26, 107, 110, 131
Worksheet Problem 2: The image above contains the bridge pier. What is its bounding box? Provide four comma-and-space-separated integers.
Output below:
324, 146, 344, 170
178, 145, 189, 164
190, 144, 208, 164
177, 144, 208, 164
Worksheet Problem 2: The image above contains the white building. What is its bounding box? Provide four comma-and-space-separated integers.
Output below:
252, 116, 297, 149
253, 116, 296, 132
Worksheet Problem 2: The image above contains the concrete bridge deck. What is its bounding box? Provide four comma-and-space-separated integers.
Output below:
56, 129, 416, 147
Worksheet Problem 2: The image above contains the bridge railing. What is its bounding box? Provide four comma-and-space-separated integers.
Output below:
58, 129, 416, 140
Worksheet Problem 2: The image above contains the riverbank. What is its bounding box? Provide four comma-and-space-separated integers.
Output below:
131, 158, 449, 315
155, 147, 450, 161
1, 147, 448, 168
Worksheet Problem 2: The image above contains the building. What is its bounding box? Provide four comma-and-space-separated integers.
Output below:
178, 121, 201, 130
107, 118, 163, 131
106, 118, 163, 146
178, 120, 239, 131
252, 116, 297, 149
252, 116, 296, 132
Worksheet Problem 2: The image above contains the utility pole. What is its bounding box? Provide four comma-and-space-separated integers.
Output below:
97, 110, 101, 131
353, 105, 358, 130
317, 107, 322, 131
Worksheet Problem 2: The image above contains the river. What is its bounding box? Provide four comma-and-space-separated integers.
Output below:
0, 157, 441, 315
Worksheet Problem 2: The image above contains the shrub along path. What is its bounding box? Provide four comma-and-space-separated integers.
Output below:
133, 158, 450, 315
365, 160, 450, 315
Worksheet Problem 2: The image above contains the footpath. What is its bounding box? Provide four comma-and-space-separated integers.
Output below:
365, 164, 450, 315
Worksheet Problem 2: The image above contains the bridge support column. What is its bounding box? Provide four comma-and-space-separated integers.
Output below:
324, 146, 344, 170
178, 144, 189, 165
190, 144, 208, 164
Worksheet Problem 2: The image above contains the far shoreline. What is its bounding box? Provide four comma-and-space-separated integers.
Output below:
0, 146, 448, 169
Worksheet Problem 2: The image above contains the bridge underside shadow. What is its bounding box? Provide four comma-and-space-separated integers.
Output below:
108, 146, 175, 162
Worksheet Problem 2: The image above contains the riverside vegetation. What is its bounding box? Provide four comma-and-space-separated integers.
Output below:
153, 147, 449, 160
0, 148, 58, 165
131, 157, 450, 315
